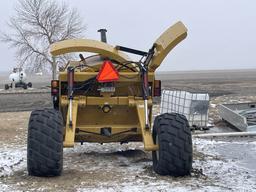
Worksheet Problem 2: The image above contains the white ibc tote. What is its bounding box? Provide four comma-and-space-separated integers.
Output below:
160, 90, 209, 128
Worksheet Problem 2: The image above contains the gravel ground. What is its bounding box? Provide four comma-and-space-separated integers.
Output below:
0, 112, 256, 191
0, 91, 51, 112
0, 73, 52, 112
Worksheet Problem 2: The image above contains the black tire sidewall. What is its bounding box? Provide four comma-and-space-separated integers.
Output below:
5, 84, 9, 90
27, 109, 63, 176
152, 116, 162, 173
27, 82, 32, 87
152, 113, 192, 176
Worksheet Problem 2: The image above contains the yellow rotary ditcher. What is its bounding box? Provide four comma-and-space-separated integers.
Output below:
27, 21, 192, 177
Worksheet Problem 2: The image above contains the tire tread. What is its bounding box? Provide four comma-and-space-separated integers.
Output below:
153, 113, 192, 176
27, 108, 63, 176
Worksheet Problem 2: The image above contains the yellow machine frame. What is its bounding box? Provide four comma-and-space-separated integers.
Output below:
50, 21, 187, 151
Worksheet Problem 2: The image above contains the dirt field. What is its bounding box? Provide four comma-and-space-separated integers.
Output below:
1, 70, 256, 191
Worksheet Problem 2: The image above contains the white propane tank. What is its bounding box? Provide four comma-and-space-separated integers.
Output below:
9, 69, 27, 83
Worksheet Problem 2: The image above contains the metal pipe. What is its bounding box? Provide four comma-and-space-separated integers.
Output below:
144, 99, 149, 129
79, 53, 85, 62
69, 99, 72, 126
141, 66, 149, 129
67, 67, 74, 127
193, 132, 256, 138
97, 29, 107, 43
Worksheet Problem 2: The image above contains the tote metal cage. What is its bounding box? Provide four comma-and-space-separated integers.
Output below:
160, 89, 210, 128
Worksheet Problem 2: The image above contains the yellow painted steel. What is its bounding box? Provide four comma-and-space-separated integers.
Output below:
136, 101, 158, 151
61, 96, 157, 149
50, 39, 130, 63
75, 132, 142, 143
63, 101, 78, 147
50, 22, 187, 73
52, 21, 187, 151
148, 21, 187, 72
60, 96, 152, 107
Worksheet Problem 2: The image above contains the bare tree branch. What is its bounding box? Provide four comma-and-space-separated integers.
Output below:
1, 0, 86, 78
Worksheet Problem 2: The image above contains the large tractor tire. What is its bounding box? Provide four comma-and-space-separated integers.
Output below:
23, 83, 28, 89
27, 109, 63, 176
152, 113, 192, 176
27, 82, 32, 88
4, 84, 9, 90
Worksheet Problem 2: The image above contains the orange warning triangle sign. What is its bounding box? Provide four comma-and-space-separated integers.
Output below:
96, 60, 119, 83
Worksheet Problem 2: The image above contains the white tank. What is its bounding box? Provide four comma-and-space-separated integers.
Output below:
9, 68, 27, 83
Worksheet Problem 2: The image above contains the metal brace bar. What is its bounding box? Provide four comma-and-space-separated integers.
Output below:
64, 101, 78, 147
136, 101, 158, 151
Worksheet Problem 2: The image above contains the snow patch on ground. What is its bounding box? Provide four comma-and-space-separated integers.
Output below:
210, 104, 217, 108
193, 138, 256, 191
0, 147, 26, 177
72, 139, 256, 192
77, 182, 191, 192
1, 139, 256, 191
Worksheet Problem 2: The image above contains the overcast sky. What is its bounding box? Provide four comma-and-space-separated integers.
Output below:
0, 0, 255, 72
